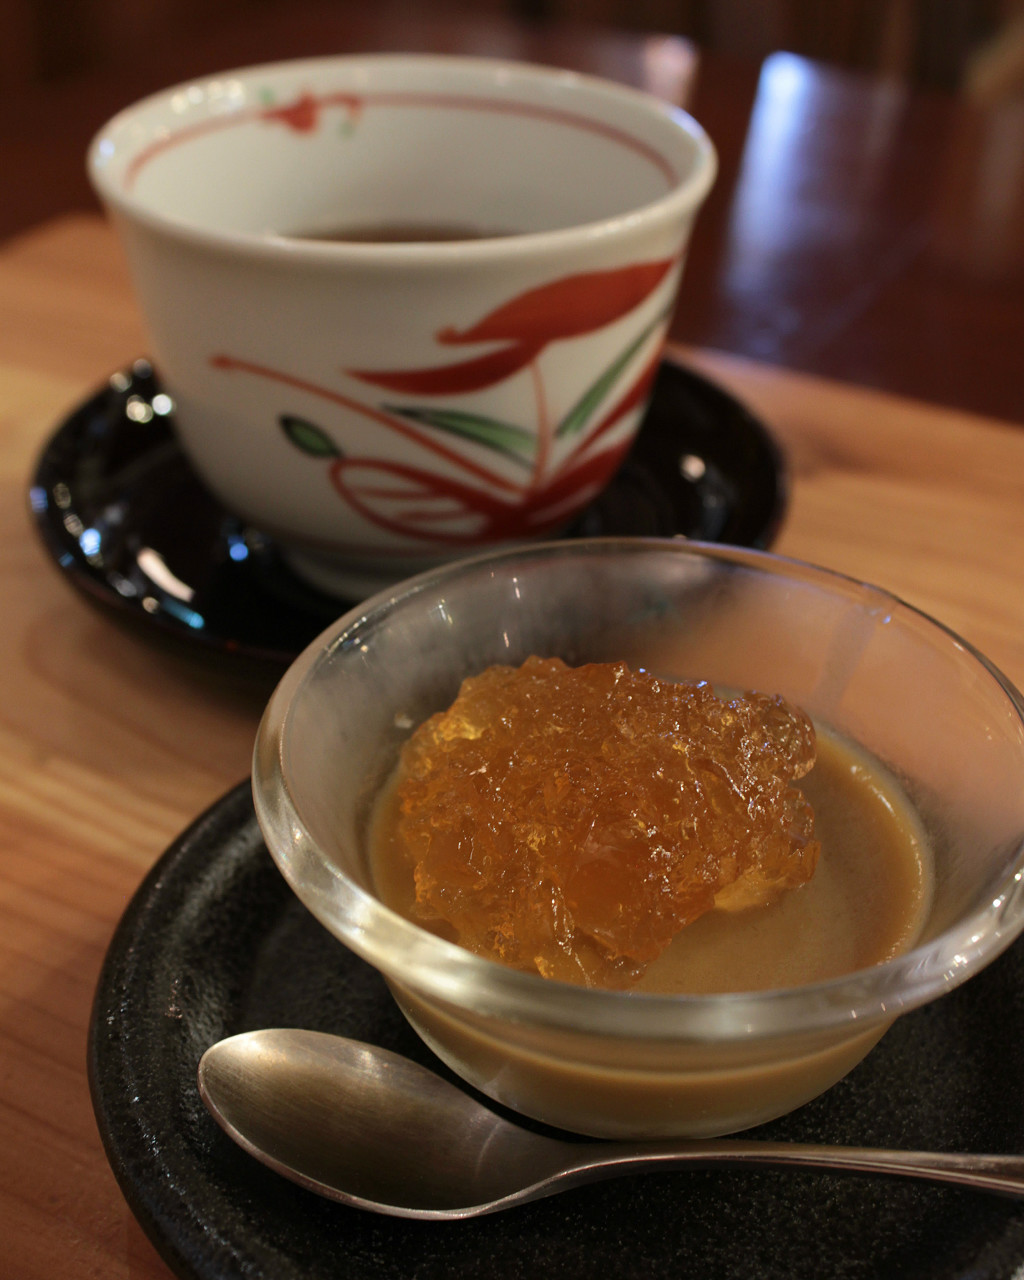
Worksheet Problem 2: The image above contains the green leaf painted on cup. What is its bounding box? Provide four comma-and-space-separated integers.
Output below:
555, 314, 665, 440
384, 405, 536, 469
280, 415, 340, 457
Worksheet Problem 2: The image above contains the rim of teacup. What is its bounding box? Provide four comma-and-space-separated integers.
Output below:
87, 52, 718, 264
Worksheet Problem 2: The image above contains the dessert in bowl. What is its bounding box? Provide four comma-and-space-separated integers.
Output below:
252, 538, 1024, 1138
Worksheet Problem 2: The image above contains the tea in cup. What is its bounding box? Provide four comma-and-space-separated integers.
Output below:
89, 55, 716, 596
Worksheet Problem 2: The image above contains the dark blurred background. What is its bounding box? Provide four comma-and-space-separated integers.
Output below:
5, 0, 1022, 95
3, 0, 1022, 421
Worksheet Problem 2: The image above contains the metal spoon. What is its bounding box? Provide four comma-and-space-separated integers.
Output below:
197, 1028, 1024, 1220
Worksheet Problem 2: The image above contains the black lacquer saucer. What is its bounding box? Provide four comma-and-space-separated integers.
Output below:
89, 782, 1024, 1280
31, 359, 786, 665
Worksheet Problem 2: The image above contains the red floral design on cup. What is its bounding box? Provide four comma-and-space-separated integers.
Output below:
211, 259, 672, 547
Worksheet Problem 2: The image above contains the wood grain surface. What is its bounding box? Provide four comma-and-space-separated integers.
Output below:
2, 214, 1023, 1278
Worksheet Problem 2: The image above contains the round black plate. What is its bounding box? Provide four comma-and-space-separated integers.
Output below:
89, 782, 1024, 1280
32, 359, 786, 665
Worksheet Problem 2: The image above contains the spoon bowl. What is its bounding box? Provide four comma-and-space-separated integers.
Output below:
198, 1029, 1024, 1220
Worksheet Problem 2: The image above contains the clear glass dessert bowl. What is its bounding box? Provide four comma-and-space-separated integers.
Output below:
252, 538, 1024, 1138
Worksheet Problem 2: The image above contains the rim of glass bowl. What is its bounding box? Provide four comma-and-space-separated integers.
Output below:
252, 538, 1024, 1044
87, 53, 717, 265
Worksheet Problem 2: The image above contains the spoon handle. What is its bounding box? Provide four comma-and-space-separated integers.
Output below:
568, 1141, 1024, 1198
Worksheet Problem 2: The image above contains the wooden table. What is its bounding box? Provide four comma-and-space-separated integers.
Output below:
3, 0, 1023, 425
3, 211, 1023, 1278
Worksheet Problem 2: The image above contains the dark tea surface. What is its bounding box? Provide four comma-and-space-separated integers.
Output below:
288, 221, 515, 243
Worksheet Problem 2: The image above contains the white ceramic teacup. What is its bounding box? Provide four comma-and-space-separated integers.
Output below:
89, 54, 717, 596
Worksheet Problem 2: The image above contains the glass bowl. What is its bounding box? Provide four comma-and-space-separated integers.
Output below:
252, 538, 1024, 1138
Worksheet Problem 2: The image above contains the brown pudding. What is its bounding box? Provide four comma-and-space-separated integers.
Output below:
633, 727, 929, 993
369, 658, 930, 992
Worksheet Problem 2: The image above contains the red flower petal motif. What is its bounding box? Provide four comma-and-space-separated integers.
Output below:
519, 438, 634, 526
346, 258, 677, 397
346, 340, 542, 396
330, 439, 632, 547
259, 90, 364, 132
568, 346, 663, 460
330, 459, 515, 544
211, 353, 520, 490
436, 259, 677, 348
261, 92, 322, 132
